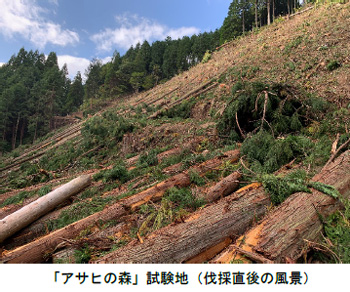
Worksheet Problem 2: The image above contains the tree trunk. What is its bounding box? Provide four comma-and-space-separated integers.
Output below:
255, 0, 259, 28
32, 118, 38, 144
0, 203, 127, 263
205, 172, 241, 202
0, 150, 240, 263
11, 114, 20, 150
19, 119, 25, 146
272, 0, 275, 22
95, 151, 350, 264
94, 182, 267, 263
267, 0, 271, 25
236, 150, 350, 263
0, 175, 91, 244
287, 0, 291, 16
242, 10, 245, 33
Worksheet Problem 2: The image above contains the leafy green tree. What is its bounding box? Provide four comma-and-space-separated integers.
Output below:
162, 39, 179, 79
130, 72, 145, 93
65, 71, 84, 113
220, 0, 254, 43
85, 59, 103, 100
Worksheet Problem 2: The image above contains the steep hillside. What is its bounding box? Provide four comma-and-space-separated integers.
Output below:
1, 3, 350, 264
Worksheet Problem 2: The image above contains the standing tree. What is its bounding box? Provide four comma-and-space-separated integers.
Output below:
65, 71, 84, 114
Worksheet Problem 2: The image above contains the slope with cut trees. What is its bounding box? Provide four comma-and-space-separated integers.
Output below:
1, 2, 350, 264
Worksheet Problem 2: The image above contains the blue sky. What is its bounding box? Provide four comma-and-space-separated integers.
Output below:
0, 0, 231, 79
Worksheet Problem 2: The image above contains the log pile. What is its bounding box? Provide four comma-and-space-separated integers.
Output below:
95, 151, 350, 263
1, 148, 349, 264
0, 150, 240, 263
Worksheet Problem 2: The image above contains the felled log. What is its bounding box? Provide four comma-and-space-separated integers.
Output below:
123, 149, 240, 211
94, 182, 267, 263
0, 150, 240, 263
0, 123, 83, 173
232, 150, 350, 263
205, 172, 242, 202
0, 202, 127, 263
0, 175, 91, 244
150, 79, 217, 119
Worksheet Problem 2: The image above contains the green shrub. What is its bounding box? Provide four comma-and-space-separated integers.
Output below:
162, 97, 197, 119
74, 244, 92, 263
138, 149, 159, 167
217, 81, 330, 143
47, 197, 113, 231
165, 187, 206, 210
201, 50, 211, 63
93, 162, 130, 184
181, 153, 206, 170
261, 170, 340, 205
38, 185, 52, 197
241, 132, 318, 174
82, 110, 134, 149
260, 170, 310, 205
188, 169, 206, 186
322, 199, 350, 263
326, 60, 341, 71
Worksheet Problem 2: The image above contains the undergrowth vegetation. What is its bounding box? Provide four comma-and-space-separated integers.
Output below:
138, 187, 206, 236
215, 79, 350, 262
217, 81, 331, 142
82, 110, 134, 149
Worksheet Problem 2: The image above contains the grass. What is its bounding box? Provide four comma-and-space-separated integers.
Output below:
321, 199, 350, 263
46, 196, 115, 231
1, 190, 36, 207
138, 187, 206, 236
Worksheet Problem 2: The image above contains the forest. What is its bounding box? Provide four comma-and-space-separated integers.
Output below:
0, 0, 303, 154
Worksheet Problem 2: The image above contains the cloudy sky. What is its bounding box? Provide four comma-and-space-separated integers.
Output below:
0, 0, 231, 79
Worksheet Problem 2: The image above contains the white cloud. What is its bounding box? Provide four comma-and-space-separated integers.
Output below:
0, 62, 5, 67
0, 0, 79, 48
57, 55, 90, 80
57, 55, 112, 81
91, 13, 200, 52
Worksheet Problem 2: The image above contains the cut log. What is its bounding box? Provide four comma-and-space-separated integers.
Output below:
94, 149, 350, 264
0, 202, 128, 263
94, 182, 267, 263
0, 150, 240, 263
123, 149, 240, 211
234, 150, 350, 263
205, 172, 242, 202
150, 79, 217, 119
0, 175, 91, 244
186, 238, 232, 263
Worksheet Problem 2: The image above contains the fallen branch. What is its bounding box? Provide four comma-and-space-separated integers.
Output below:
323, 137, 350, 170
236, 150, 350, 263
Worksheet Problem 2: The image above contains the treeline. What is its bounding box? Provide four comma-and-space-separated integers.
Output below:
84, 32, 221, 102
0, 32, 220, 153
0, 0, 310, 153
220, 0, 301, 41
0, 49, 84, 153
